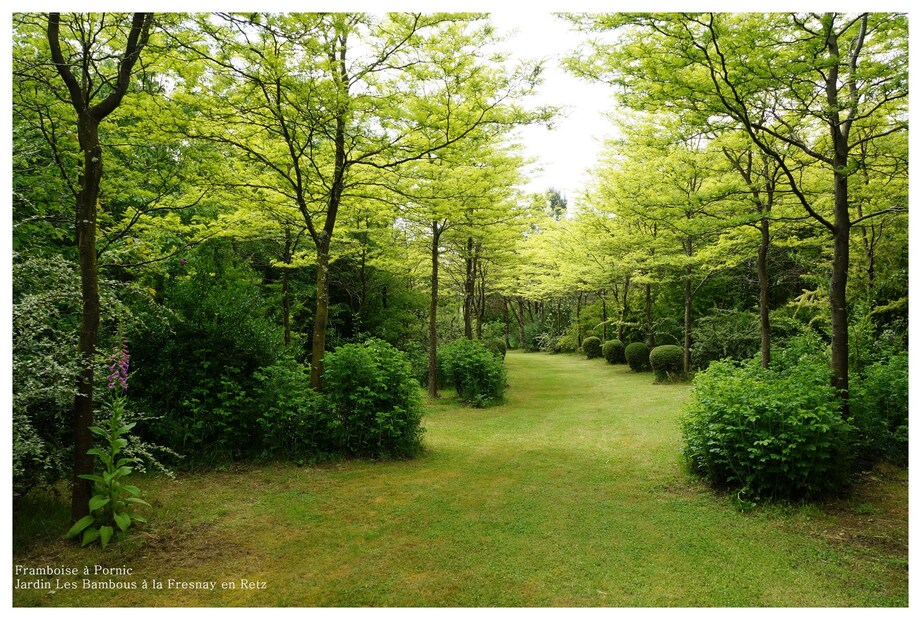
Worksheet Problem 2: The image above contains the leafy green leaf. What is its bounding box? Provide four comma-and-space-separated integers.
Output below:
88, 495, 110, 512
66, 515, 95, 539
99, 525, 114, 549
113, 512, 131, 532
82, 527, 100, 546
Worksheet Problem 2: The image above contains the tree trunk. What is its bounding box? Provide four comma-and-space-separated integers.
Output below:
683, 269, 692, 375
475, 257, 485, 340
502, 297, 510, 350
309, 239, 331, 389
517, 298, 527, 350
282, 229, 292, 347
757, 217, 771, 368
428, 224, 442, 398
830, 173, 850, 409
619, 277, 630, 342
463, 237, 474, 340
71, 113, 103, 521
576, 292, 583, 347
645, 283, 655, 348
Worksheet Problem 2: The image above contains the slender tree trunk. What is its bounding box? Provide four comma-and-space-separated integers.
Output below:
463, 237, 474, 340
475, 257, 485, 340
576, 292, 583, 347
428, 224, 442, 398
502, 297, 511, 350
683, 270, 692, 375
282, 229, 292, 347
310, 239, 331, 389
619, 278, 631, 341
309, 25, 349, 391
830, 173, 850, 409
517, 298, 527, 350
71, 114, 103, 522
757, 217, 771, 368
645, 283, 655, 348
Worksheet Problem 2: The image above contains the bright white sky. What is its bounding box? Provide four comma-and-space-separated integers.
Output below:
489, 11, 618, 210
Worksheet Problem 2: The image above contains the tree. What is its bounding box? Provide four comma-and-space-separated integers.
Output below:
566, 12, 908, 406
22, 12, 155, 521
170, 13, 545, 389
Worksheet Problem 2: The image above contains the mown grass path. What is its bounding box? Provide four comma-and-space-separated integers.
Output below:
13, 352, 907, 607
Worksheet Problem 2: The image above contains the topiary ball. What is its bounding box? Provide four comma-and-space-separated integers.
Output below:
582, 336, 603, 359
650, 344, 685, 382
602, 339, 625, 364
624, 342, 650, 372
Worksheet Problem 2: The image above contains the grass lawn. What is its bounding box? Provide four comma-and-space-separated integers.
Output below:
12, 351, 908, 607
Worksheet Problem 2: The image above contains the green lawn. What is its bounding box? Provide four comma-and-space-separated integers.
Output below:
12, 351, 908, 607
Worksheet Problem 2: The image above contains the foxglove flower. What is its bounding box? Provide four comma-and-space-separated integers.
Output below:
107, 340, 130, 391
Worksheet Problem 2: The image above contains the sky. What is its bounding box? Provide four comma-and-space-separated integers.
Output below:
488, 12, 619, 209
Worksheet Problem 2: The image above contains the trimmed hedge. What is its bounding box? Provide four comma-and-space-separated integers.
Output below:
602, 339, 625, 364
582, 336, 603, 359
650, 345, 685, 382
624, 342, 650, 372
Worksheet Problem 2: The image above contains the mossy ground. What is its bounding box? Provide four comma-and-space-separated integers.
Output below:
12, 351, 908, 607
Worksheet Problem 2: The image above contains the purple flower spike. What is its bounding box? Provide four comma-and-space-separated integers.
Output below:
107, 340, 130, 391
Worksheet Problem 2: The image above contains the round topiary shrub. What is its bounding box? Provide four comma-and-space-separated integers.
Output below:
650, 345, 685, 382
681, 357, 852, 500
624, 342, 650, 372
602, 339, 625, 364
439, 339, 507, 407
322, 339, 424, 458
582, 336, 602, 359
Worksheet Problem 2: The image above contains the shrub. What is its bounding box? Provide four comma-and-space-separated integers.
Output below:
323, 339, 424, 458
624, 342, 650, 372
253, 358, 334, 461
582, 336, 603, 359
681, 357, 852, 500
602, 339, 625, 364
484, 338, 507, 360
650, 345, 685, 382
129, 241, 283, 463
439, 339, 506, 407
849, 352, 908, 466
690, 309, 760, 368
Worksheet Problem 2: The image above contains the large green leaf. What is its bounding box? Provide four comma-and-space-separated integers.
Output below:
89, 495, 110, 512
113, 511, 131, 532
65, 515, 94, 539
99, 525, 114, 549
81, 527, 100, 547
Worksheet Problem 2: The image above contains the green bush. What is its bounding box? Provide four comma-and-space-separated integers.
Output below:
582, 336, 603, 359
253, 358, 334, 461
322, 339, 424, 459
439, 339, 507, 407
849, 352, 908, 466
650, 345, 685, 382
624, 342, 650, 372
602, 339, 625, 364
484, 338, 507, 360
129, 241, 283, 464
690, 309, 760, 368
681, 357, 852, 500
